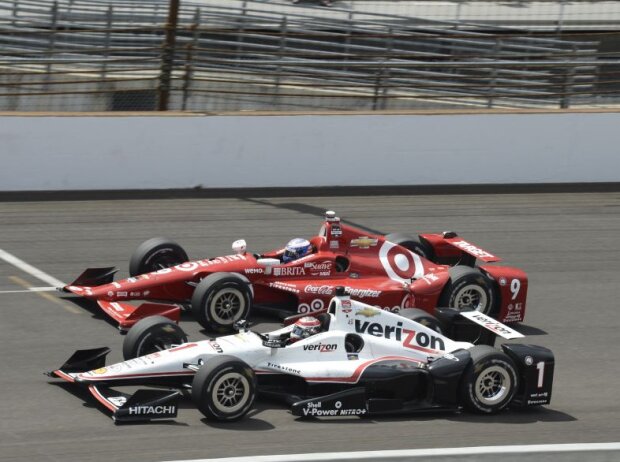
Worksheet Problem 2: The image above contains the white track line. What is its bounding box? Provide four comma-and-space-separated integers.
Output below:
166, 443, 620, 462
0, 287, 58, 294
0, 249, 65, 288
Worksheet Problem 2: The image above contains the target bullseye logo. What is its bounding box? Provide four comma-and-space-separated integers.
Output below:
175, 262, 199, 272
379, 241, 424, 282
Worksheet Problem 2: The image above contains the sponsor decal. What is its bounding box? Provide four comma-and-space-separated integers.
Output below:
68, 286, 83, 292
268, 281, 299, 294
442, 353, 459, 362
302, 401, 367, 417
127, 277, 138, 283
145, 352, 161, 360
108, 396, 127, 407
450, 240, 496, 260
274, 266, 306, 277
298, 299, 325, 314
245, 268, 263, 275
175, 262, 199, 272
108, 291, 114, 297
422, 273, 440, 285
525, 355, 534, 366
342, 299, 352, 313
112, 282, 122, 288
116, 291, 128, 297
350, 236, 378, 249
110, 302, 125, 312
356, 307, 381, 318
209, 340, 224, 353
329, 241, 339, 249
461, 312, 523, 339
128, 405, 176, 416
303, 343, 337, 352
304, 285, 332, 295
305, 261, 332, 273
267, 362, 301, 375
355, 319, 445, 351
304, 285, 380, 298
379, 241, 424, 282
155, 268, 173, 275
344, 287, 381, 298
129, 291, 141, 297
93, 368, 107, 374
330, 224, 342, 237
499, 277, 507, 286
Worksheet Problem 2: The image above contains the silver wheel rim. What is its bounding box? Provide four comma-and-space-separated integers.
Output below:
209, 288, 245, 325
211, 372, 250, 414
474, 365, 511, 405
453, 283, 489, 313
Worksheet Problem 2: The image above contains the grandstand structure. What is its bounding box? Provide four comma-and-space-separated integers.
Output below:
0, 0, 618, 111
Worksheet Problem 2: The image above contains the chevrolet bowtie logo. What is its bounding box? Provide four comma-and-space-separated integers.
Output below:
350, 236, 378, 249
356, 307, 381, 318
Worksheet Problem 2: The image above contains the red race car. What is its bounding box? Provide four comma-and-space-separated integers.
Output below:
63, 211, 527, 331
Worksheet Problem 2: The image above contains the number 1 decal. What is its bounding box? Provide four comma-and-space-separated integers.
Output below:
536, 361, 545, 388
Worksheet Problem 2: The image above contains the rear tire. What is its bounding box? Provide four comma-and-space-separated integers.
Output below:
459, 345, 518, 414
191, 273, 252, 332
123, 315, 188, 360
399, 308, 444, 334
129, 237, 189, 277
192, 355, 256, 421
385, 233, 434, 261
438, 266, 497, 315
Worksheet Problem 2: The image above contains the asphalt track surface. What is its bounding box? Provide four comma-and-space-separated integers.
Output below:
1, 193, 619, 462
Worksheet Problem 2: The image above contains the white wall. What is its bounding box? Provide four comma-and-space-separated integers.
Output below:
1, 112, 618, 191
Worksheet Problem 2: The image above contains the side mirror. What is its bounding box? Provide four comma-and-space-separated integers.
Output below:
232, 239, 247, 255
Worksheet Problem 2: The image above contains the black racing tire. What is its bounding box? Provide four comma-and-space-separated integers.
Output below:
399, 308, 444, 335
192, 355, 256, 421
438, 266, 497, 316
459, 345, 518, 414
129, 237, 189, 277
122, 315, 188, 360
191, 273, 252, 332
384, 233, 435, 261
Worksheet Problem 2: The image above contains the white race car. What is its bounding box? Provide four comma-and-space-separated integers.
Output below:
48, 288, 554, 423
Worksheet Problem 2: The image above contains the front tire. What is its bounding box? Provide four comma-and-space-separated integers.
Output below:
459, 345, 518, 414
122, 315, 188, 360
129, 237, 189, 277
191, 273, 252, 331
192, 355, 256, 421
438, 266, 497, 315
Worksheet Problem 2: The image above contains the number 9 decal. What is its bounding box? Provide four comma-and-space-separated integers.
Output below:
510, 278, 521, 300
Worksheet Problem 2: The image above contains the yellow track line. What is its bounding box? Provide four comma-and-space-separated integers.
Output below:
8, 275, 82, 315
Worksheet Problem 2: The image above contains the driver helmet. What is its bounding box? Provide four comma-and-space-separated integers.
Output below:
282, 238, 312, 263
290, 316, 321, 342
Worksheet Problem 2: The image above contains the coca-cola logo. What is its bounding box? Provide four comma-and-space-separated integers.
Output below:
304, 285, 333, 295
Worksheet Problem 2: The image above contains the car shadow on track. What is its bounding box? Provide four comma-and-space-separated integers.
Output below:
293, 407, 576, 425
199, 403, 277, 431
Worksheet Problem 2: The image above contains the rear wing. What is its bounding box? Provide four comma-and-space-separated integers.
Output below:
442, 237, 501, 263
420, 233, 501, 264
435, 308, 523, 346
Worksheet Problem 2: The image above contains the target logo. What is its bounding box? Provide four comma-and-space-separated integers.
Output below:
379, 241, 424, 282
298, 299, 325, 314
175, 262, 199, 272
